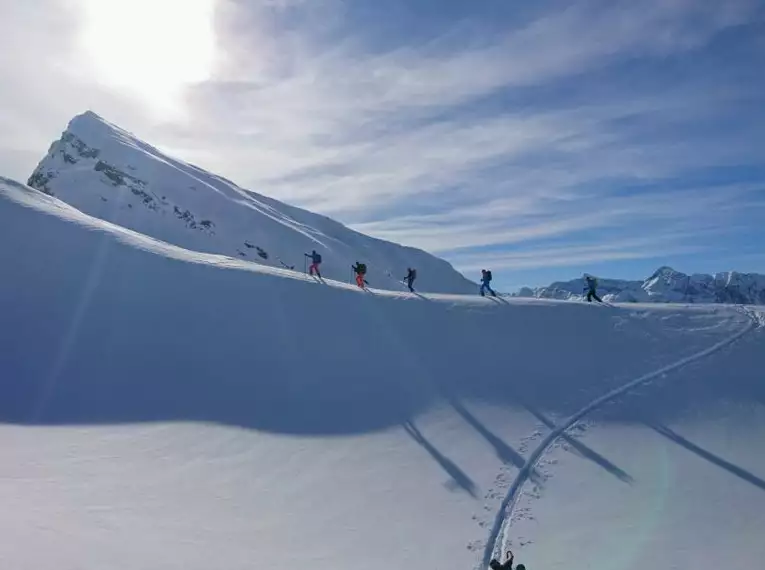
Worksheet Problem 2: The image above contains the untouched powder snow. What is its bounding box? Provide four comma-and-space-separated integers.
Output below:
27, 111, 476, 295
1, 178, 764, 570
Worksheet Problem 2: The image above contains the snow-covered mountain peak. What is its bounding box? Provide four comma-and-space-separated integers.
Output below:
27, 112, 476, 294
649, 265, 681, 279
64, 111, 136, 152
68, 109, 111, 136
29, 111, 142, 195
643, 265, 689, 294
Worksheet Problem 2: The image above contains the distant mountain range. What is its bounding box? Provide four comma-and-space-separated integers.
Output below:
515, 266, 765, 305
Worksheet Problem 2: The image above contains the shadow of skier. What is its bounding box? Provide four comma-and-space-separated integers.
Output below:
403, 420, 478, 498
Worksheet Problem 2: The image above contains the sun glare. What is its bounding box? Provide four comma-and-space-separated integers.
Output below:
80, 0, 216, 113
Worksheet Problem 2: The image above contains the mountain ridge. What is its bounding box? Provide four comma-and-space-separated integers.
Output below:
515, 266, 765, 305
27, 110, 476, 294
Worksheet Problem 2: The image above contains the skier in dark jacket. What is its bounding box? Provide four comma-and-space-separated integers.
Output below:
352, 262, 367, 288
584, 273, 603, 303
305, 250, 322, 277
480, 269, 497, 297
404, 267, 417, 292
490, 550, 525, 570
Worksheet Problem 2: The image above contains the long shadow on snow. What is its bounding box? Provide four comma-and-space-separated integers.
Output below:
449, 398, 543, 484
403, 420, 478, 498
648, 422, 765, 493
0, 189, 763, 435
522, 403, 634, 484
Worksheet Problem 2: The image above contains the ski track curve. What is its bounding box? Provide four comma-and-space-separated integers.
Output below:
480, 306, 762, 569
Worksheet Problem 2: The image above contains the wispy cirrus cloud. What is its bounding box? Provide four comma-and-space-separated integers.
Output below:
0, 0, 763, 287
447, 236, 710, 273
354, 182, 765, 253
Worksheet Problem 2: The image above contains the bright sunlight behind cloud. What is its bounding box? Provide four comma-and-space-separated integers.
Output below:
79, 0, 216, 115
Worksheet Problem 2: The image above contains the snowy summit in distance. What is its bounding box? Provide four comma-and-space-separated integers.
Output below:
516, 266, 765, 305
28, 111, 475, 294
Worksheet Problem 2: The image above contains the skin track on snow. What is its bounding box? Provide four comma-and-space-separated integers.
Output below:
481, 307, 761, 568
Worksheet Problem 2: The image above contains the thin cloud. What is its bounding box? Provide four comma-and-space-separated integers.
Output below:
446, 235, 712, 273
353, 183, 765, 254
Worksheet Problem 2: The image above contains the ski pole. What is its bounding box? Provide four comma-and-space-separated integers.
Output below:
304, 255, 307, 275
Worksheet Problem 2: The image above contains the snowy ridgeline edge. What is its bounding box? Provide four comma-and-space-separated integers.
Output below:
23, 110, 477, 295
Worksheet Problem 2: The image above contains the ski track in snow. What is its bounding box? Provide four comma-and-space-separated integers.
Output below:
480, 306, 762, 569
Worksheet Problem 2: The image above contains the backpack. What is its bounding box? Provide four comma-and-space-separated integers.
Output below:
411, 268, 417, 279
357, 263, 367, 274
314, 252, 322, 263
485, 270, 492, 281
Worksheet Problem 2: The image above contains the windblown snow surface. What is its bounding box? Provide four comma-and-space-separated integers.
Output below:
1, 178, 764, 570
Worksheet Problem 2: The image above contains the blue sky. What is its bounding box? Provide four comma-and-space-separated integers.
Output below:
0, 0, 763, 290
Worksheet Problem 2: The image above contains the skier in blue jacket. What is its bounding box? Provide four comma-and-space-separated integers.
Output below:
480, 269, 497, 297
584, 274, 603, 303
305, 250, 322, 278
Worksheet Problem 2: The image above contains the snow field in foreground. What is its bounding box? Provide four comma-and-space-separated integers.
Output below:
0, 179, 762, 570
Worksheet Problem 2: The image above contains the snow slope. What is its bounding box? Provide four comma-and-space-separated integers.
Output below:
1, 178, 763, 570
516, 266, 765, 305
502, 312, 765, 570
27, 111, 475, 294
